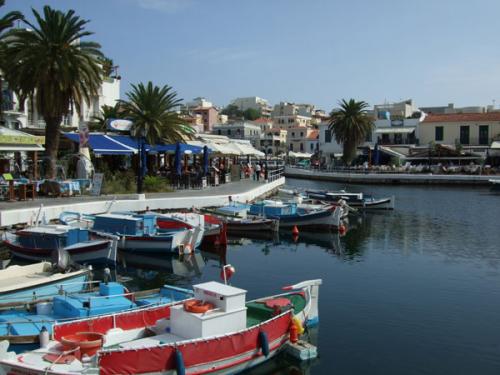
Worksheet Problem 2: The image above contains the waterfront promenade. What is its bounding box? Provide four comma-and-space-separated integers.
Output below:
285, 166, 494, 185
0, 177, 285, 228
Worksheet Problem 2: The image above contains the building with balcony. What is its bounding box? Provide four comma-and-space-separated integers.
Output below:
192, 106, 220, 133
259, 128, 287, 156
212, 121, 261, 147
374, 99, 418, 120
419, 112, 500, 149
230, 97, 272, 117
273, 115, 312, 130
252, 118, 273, 132
287, 127, 317, 153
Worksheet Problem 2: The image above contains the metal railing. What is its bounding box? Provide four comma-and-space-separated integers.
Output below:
267, 166, 285, 181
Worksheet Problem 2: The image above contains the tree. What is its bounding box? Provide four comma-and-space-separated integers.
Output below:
119, 81, 194, 145
329, 99, 373, 165
221, 104, 243, 119
2, 6, 103, 178
0, 0, 23, 117
243, 108, 261, 121
89, 103, 122, 132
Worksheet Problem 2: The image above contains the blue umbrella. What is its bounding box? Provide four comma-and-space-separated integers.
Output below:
174, 142, 182, 176
373, 143, 380, 166
203, 145, 209, 176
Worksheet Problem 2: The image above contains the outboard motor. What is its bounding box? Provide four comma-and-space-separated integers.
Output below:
51, 248, 71, 272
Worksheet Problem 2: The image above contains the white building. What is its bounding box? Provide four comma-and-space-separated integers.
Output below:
318, 123, 343, 166
186, 97, 213, 109
230, 96, 271, 117
212, 121, 262, 147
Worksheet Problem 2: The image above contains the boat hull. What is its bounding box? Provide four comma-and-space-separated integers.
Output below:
276, 206, 342, 230
226, 219, 279, 233
118, 231, 188, 253
4, 239, 116, 265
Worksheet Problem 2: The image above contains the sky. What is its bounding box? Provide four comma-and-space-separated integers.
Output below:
4, 0, 500, 111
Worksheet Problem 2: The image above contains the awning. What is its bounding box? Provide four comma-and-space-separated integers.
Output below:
64, 133, 136, 155
375, 127, 416, 134
378, 146, 407, 159
0, 126, 45, 152
491, 141, 500, 149
232, 142, 265, 157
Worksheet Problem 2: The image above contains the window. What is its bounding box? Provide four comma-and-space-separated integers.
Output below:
310, 143, 314, 151
325, 129, 332, 143
300, 132, 304, 137
292, 132, 295, 137
217, 129, 221, 135
228, 129, 231, 136
460, 125, 469, 145
289, 144, 293, 151
300, 143, 304, 151
479, 125, 489, 145
435, 126, 443, 141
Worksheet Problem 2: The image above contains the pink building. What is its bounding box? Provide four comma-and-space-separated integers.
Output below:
192, 106, 219, 133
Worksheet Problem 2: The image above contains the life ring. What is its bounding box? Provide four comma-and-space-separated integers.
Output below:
183, 299, 214, 314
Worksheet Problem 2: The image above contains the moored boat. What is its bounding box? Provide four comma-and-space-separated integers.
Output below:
224, 216, 279, 233
3, 225, 118, 265
306, 189, 395, 210
0, 262, 90, 306
489, 178, 500, 191
0, 279, 321, 375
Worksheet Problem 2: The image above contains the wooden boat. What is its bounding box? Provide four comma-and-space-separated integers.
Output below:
306, 189, 395, 210
154, 212, 206, 249
0, 262, 90, 306
0, 279, 321, 374
62, 212, 196, 254
3, 225, 118, 265
224, 216, 279, 234
0, 282, 193, 349
200, 214, 228, 248
249, 200, 343, 230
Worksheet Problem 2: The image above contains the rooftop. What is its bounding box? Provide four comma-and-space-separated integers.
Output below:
307, 130, 319, 140
422, 112, 500, 123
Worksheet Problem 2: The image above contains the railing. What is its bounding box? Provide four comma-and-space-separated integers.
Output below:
267, 166, 285, 181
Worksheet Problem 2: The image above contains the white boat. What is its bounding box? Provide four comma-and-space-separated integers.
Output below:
0, 262, 90, 305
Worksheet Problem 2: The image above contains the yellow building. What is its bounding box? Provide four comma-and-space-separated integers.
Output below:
419, 113, 500, 147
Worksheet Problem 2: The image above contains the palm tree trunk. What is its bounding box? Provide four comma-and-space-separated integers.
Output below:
343, 139, 357, 166
43, 116, 62, 179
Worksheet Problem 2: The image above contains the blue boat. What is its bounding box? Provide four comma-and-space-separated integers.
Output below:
61, 212, 199, 254
0, 262, 91, 306
0, 281, 193, 349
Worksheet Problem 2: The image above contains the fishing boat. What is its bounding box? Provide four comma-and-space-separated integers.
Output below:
0, 278, 321, 375
249, 200, 343, 230
0, 281, 193, 348
224, 216, 279, 234
0, 262, 90, 306
306, 189, 395, 210
3, 225, 118, 265
154, 212, 206, 249
61, 212, 196, 254
200, 214, 228, 248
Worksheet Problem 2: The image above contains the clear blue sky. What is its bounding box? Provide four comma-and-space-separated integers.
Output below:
4, 0, 500, 111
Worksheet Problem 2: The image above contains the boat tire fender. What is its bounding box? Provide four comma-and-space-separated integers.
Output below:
175, 348, 185, 375
184, 299, 214, 314
259, 331, 270, 357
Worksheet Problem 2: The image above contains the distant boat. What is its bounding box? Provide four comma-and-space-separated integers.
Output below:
0, 279, 322, 375
3, 225, 118, 265
0, 282, 193, 348
306, 189, 395, 210
0, 262, 90, 306
489, 179, 500, 191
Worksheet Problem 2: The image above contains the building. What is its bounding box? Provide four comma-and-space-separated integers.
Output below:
186, 97, 213, 109
271, 101, 315, 118
192, 106, 220, 133
252, 118, 273, 132
273, 115, 312, 130
318, 123, 343, 166
1, 76, 120, 130
212, 121, 262, 146
305, 130, 319, 154
372, 117, 421, 146
230, 97, 272, 117
287, 126, 317, 153
374, 99, 418, 120
419, 103, 497, 115
419, 112, 500, 148
260, 128, 287, 156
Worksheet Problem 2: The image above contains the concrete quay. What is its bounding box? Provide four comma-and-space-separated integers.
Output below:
0, 177, 285, 228
285, 167, 493, 186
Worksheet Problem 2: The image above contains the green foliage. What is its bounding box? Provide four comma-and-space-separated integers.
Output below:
243, 108, 261, 120
2, 5, 103, 178
101, 170, 136, 195
329, 99, 374, 165
89, 103, 123, 132
143, 175, 171, 193
120, 81, 194, 145
221, 104, 243, 119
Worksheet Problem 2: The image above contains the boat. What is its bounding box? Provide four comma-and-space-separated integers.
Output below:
0, 262, 90, 306
306, 189, 395, 210
0, 278, 322, 375
154, 212, 206, 249
489, 179, 500, 191
200, 214, 228, 249
119, 251, 206, 276
224, 216, 279, 234
3, 225, 118, 265
61, 212, 196, 254
0, 281, 193, 348
249, 200, 343, 230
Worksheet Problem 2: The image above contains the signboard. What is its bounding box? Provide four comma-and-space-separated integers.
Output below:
90, 173, 104, 196
106, 119, 133, 132
0, 135, 45, 145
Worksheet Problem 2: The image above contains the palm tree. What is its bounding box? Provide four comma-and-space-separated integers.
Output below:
89, 103, 122, 132
0, 0, 23, 117
2, 6, 103, 178
119, 81, 194, 145
329, 99, 373, 165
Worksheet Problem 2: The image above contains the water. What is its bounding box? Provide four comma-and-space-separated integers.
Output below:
6, 178, 500, 374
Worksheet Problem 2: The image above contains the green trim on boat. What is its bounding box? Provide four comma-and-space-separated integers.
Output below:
245, 293, 306, 328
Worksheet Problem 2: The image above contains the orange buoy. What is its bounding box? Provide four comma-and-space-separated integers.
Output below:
184, 299, 215, 314
338, 224, 347, 234
292, 233, 299, 243
292, 225, 299, 235
289, 322, 299, 343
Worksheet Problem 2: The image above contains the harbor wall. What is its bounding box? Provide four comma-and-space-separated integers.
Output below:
284, 167, 492, 186
0, 177, 285, 228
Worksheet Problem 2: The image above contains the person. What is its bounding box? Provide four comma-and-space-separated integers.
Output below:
255, 163, 261, 181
